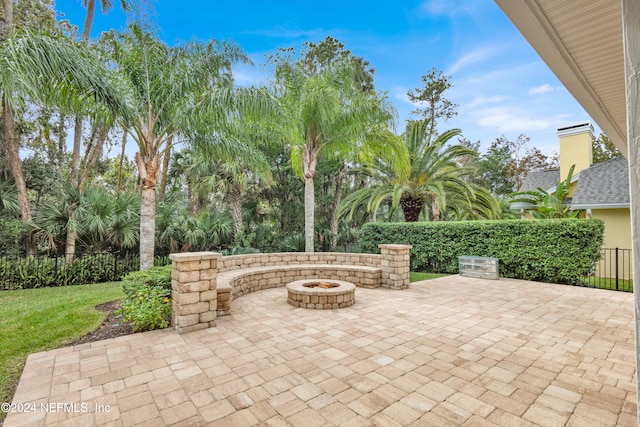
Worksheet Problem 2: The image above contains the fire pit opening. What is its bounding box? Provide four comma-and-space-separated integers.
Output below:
303, 282, 338, 289
286, 279, 355, 309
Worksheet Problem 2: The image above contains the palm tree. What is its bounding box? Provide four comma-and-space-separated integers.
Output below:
341, 119, 497, 222
274, 58, 405, 252
106, 24, 267, 269
65, 0, 130, 261
1, 28, 127, 253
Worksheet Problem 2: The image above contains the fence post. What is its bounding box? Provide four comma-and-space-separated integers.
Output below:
113, 252, 118, 282
615, 247, 619, 291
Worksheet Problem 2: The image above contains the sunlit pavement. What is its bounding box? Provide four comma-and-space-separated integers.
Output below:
5, 275, 636, 426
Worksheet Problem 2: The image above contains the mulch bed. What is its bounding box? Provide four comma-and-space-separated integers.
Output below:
71, 300, 135, 345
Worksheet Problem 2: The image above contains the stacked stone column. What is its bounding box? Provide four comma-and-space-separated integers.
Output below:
169, 252, 221, 334
378, 244, 412, 290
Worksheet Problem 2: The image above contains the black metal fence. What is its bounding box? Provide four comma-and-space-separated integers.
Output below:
0, 251, 171, 290
582, 248, 633, 292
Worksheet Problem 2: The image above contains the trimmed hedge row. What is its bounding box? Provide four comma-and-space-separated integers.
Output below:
359, 219, 604, 284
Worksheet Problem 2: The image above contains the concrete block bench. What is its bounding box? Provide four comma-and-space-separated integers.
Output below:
169, 244, 412, 334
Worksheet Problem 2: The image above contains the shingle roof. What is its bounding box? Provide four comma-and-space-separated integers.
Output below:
572, 156, 629, 208
519, 169, 560, 192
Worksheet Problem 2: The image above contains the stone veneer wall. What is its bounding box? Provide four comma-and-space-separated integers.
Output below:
378, 244, 412, 290
218, 252, 382, 272
170, 246, 412, 334
169, 252, 221, 334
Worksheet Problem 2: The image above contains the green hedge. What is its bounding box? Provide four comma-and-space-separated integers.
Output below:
359, 219, 604, 284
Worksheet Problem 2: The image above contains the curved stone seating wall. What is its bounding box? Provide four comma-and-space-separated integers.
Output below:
218, 252, 382, 272
170, 244, 412, 334
216, 264, 381, 316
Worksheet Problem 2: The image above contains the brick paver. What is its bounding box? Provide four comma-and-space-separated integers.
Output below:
4, 276, 637, 426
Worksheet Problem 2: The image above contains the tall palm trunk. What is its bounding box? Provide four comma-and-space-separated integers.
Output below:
302, 144, 318, 252
329, 162, 345, 250
137, 152, 159, 270
158, 139, 171, 201
66, 0, 96, 262
432, 198, 441, 221
116, 130, 127, 194
304, 176, 315, 252
230, 185, 243, 240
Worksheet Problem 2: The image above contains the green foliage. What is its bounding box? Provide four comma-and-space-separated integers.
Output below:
340, 119, 499, 222
511, 164, 581, 219
592, 132, 621, 164
0, 252, 166, 290
119, 266, 171, 331
0, 218, 25, 256
359, 219, 604, 284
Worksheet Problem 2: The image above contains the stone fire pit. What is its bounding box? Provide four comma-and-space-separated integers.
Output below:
286, 279, 356, 309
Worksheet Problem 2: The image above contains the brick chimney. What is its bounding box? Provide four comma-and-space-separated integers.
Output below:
557, 121, 594, 178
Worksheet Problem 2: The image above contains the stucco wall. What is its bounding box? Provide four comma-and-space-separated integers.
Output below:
592, 208, 632, 249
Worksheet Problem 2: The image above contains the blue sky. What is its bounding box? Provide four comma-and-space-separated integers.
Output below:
56, 0, 597, 156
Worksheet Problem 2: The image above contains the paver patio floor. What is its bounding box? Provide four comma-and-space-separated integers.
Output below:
4, 275, 637, 426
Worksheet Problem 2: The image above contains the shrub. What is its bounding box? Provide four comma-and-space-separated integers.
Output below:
359, 219, 604, 284
118, 266, 172, 331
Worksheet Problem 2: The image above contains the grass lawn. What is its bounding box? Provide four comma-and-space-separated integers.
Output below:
0, 282, 124, 422
410, 272, 451, 282
582, 276, 633, 292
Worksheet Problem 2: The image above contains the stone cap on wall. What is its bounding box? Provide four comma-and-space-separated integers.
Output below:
169, 252, 222, 262
378, 244, 413, 251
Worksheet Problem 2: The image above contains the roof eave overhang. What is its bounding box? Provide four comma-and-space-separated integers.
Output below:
494, 0, 628, 155
572, 203, 630, 210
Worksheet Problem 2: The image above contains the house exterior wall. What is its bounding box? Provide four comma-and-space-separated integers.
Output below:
592, 208, 632, 249
591, 208, 632, 280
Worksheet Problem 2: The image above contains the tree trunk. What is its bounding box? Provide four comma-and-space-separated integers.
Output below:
64, 0, 96, 263
3, 96, 36, 254
64, 206, 77, 263
79, 125, 109, 186
231, 185, 243, 240
140, 185, 156, 270
304, 175, 315, 252
400, 198, 422, 222
116, 130, 127, 194
432, 198, 441, 221
329, 162, 345, 250
137, 152, 159, 270
57, 114, 66, 169
302, 145, 317, 253
64, 125, 109, 263
158, 139, 171, 202
81, 0, 96, 41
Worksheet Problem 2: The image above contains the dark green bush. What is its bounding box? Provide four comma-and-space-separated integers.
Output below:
0, 252, 169, 290
118, 266, 172, 331
359, 219, 604, 284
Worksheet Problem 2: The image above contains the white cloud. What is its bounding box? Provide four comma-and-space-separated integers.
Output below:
392, 86, 417, 106
472, 106, 570, 133
232, 63, 268, 87
462, 95, 510, 111
529, 84, 554, 95
448, 46, 499, 75
464, 62, 541, 84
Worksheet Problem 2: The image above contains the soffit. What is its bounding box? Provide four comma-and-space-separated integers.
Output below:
494, 0, 627, 155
